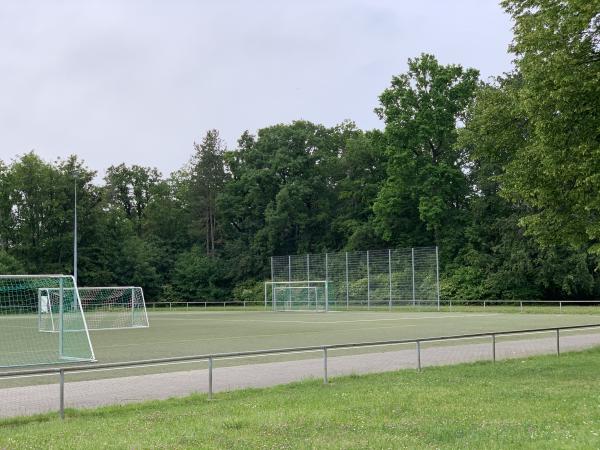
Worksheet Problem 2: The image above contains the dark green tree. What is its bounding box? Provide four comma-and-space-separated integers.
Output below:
373, 54, 479, 257
499, 0, 600, 252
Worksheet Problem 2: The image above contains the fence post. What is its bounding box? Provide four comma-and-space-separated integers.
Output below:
556, 329, 560, 356
492, 334, 496, 363
59, 368, 65, 420
435, 246, 440, 311
559, 301, 562, 313
416, 341, 421, 372
325, 253, 329, 312
411, 248, 416, 306
323, 347, 328, 384
208, 357, 213, 400
520, 301, 523, 312
388, 249, 393, 311
345, 252, 349, 310
484, 300, 486, 309
288, 255, 292, 306
366, 251, 370, 310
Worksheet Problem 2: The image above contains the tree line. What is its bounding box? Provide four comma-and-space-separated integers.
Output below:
1, 0, 598, 302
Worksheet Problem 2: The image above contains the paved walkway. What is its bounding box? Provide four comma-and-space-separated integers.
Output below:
2, 332, 600, 418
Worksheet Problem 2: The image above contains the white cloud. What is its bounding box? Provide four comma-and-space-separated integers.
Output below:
0, 0, 513, 176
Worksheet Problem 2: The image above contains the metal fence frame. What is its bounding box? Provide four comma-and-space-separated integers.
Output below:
270, 247, 440, 311
1, 322, 599, 420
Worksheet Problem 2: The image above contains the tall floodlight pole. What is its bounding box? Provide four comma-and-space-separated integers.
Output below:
73, 174, 78, 284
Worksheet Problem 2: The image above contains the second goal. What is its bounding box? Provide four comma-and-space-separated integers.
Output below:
39, 286, 149, 331
264, 281, 330, 312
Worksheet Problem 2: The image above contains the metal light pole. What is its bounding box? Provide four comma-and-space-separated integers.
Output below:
73, 174, 78, 284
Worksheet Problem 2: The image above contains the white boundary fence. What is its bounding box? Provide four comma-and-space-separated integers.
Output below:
1, 322, 599, 420
270, 247, 440, 311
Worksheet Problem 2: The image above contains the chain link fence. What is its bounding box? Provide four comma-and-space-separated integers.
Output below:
270, 247, 440, 310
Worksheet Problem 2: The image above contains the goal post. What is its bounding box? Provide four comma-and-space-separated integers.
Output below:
39, 286, 149, 331
0, 275, 95, 368
264, 281, 330, 312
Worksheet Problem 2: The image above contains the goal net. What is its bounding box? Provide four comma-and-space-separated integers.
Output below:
265, 281, 330, 311
39, 286, 149, 331
0, 275, 95, 368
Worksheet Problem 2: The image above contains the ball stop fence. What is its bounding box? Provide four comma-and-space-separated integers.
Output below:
268, 247, 440, 311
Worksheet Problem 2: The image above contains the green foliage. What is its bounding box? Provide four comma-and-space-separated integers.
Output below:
172, 246, 228, 301
231, 280, 264, 305
1, 4, 599, 300
0, 249, 23, 273
373, 54, 479, 254
499, 0, 600, 251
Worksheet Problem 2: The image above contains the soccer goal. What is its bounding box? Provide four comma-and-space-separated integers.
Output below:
0, 275, 95, 368
264, 281, 330, 311
39, 286, 149, 331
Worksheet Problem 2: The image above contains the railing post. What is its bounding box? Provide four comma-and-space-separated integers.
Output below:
492, 334, 496, 363
323, 347, 328, 384
416, 341, 421, 372
208, 357, 213, 400
556, 329, 560, 356
59, 368, 65, 420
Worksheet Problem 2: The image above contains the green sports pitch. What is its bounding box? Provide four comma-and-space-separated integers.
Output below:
88, 308, 600, 364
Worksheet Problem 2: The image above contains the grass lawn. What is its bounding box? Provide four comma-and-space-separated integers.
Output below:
2, 348, 600, 449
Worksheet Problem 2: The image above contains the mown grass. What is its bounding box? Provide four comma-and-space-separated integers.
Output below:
2, 348, 600, 449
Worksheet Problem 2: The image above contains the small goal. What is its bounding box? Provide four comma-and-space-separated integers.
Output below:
264, 281, 330, 312
39, 286, 149, 331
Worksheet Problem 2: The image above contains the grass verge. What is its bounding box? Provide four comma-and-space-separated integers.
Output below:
2, 348, 600, 449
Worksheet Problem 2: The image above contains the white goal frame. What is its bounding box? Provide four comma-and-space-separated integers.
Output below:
38, 286, 149, 331
264, 281, 330, 312
0, 274, 96, 367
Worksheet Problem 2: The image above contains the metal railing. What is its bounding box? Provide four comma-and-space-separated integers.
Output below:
1, 322, 600, 420
145, 299, 600, 312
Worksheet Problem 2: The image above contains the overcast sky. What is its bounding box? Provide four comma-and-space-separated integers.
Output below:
0, 0, 514, 178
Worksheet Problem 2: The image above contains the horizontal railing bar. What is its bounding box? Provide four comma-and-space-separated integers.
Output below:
1, 322, 599, 379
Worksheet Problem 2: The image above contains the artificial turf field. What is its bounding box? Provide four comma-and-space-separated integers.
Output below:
87, 309, 600, 364
2, 308, 600, 369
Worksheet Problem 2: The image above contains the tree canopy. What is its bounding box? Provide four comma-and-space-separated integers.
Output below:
1, 2, 599, 302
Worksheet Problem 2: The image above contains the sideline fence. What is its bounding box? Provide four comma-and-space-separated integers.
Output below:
145, 299, 600, 313
1, 322, 599, 420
